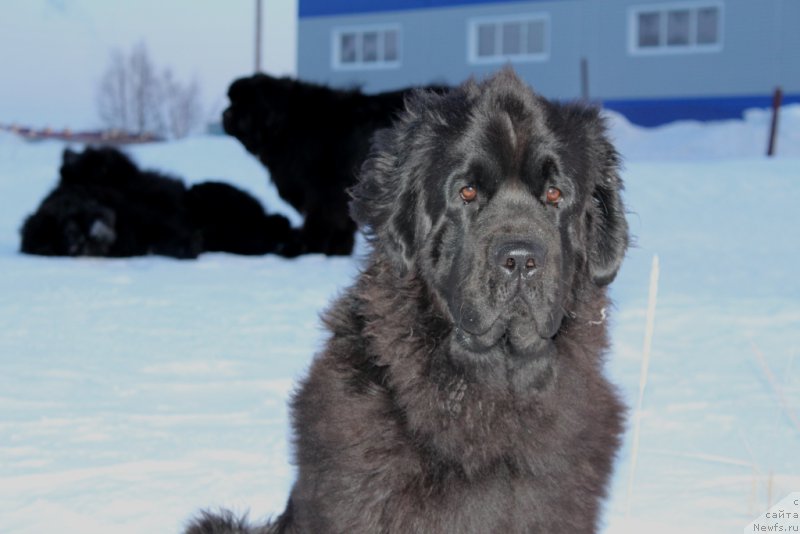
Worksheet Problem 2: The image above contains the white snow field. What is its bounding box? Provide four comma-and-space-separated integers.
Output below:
1, 107, 799, 533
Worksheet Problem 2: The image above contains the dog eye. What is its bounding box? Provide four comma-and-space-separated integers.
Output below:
545, 187, 562, 205
460, 185, 478, 203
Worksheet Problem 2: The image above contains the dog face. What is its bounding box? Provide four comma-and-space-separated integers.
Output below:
222, 74, 292, 155
20, 190, 117, 257
351, 70, 628, 362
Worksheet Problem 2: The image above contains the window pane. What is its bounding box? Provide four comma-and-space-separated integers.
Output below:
477, 23, 496, 57
501, 22, 521, 55
667, 9, 690, 46
384, 30, 398, 61
340, 33, 357, 63
526, 20, 545, 54
362, 32, 378, 62
637, 12, 660, 48
696, 7, 719, 44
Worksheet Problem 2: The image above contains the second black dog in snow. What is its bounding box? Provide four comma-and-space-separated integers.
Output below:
222, 73, 448, 257
20, 146, 298, 259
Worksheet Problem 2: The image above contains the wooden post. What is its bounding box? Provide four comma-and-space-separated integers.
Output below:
255, 0, 263, 73
767, 86, 783, 157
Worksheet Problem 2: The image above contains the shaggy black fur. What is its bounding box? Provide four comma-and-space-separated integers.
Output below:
22, 147, 200, 258
19, 185, 125, 257
186, 182, 299, 257
20, 146, 296, 258
222, 73, 448, 256
188, 69, 629, 533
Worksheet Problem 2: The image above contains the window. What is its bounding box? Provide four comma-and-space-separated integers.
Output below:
637, 12, 660, 48
667, 10, 690, 46
696, 7, 720, 44
630, 2, 723, 54
469, 14, 549, 64
333, 25, 401, 70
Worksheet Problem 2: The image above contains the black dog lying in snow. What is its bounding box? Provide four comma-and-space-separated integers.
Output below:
223, 73, 448, 256
20, 146, 297, 258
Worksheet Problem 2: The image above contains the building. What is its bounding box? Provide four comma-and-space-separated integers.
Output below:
297, 0, 800, 125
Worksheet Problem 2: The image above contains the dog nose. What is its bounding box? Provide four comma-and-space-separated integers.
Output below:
493, 240, 545, 279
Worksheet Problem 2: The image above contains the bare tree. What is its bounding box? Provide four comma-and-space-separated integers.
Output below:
97, 49, 129, 131
162, 69, 202, 139
96, 42, 203, 139
127, 42, 163, 136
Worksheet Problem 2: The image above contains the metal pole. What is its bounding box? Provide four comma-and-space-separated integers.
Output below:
255, 0, 263, 72
580, 57, 590, 101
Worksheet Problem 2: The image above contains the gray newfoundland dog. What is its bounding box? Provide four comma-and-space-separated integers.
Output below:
187, 68, 628, 533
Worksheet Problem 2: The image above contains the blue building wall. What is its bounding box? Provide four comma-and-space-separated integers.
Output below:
299, 0, 558, 17
297, 0, 799, 125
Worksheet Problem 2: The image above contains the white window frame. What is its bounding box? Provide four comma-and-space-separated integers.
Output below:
467, 13, 550, 65
331, 24, 402, 70
628, 1, 724, 55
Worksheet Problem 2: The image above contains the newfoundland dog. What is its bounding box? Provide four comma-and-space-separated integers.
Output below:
22, 146, 201, 258
20, 147, 296, 258
189, 69, 628, 533
222, 73, 447, 256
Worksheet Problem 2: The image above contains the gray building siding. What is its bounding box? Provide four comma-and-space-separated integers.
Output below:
298, 1, 588, 98
587, 0, 797, 99
298, 0, 799, 124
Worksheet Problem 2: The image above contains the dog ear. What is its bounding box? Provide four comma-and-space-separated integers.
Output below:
349, 127, 417, 276
586, 134, 629, 287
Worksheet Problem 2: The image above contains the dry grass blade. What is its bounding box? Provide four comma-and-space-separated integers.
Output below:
626, 254, 660, 517
751, 341, 800, 435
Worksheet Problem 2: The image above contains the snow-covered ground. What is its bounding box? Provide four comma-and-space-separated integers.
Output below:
1, 107, 799, 533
